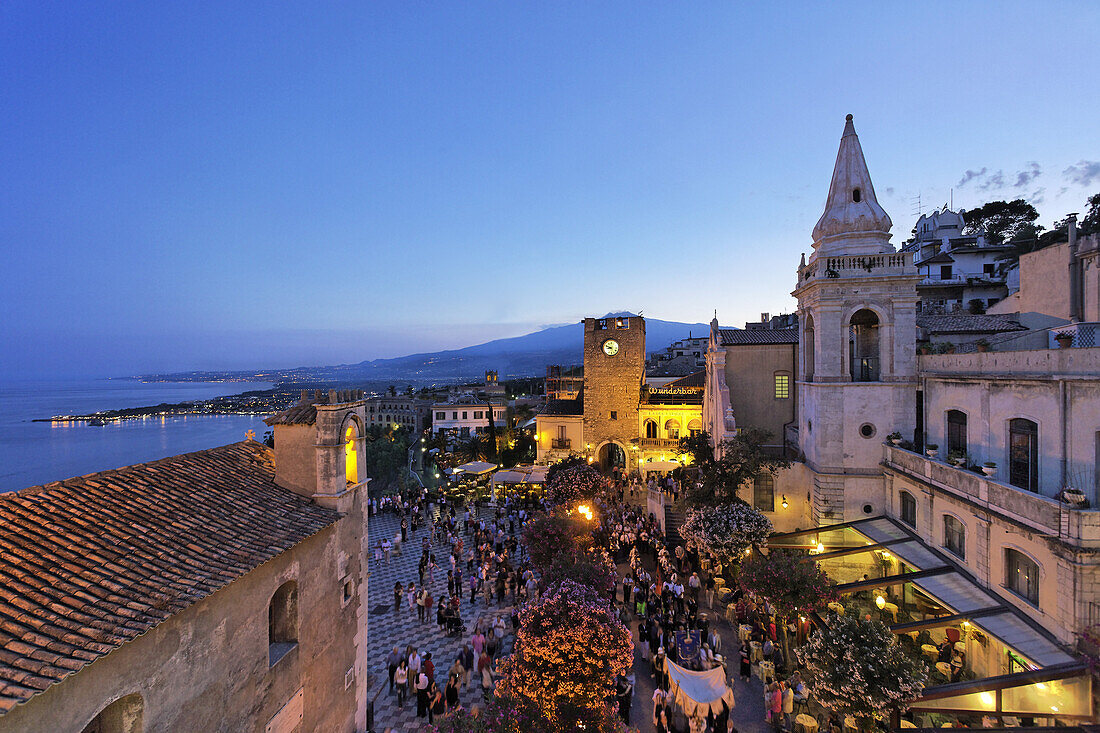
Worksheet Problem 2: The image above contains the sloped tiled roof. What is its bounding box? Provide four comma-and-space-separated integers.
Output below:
663, 371, 705, 388
539, 398, 584, 416
265, 401, 317, 426
0, 441, 340, 713
719, 328, 799, 345
916, 314, 1027, 334
920, 251, 955, 264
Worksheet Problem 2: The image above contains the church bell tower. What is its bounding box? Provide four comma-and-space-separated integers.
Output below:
792, 115, 920, 524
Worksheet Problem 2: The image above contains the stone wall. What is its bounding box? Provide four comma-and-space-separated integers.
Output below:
0, 499, 366, 733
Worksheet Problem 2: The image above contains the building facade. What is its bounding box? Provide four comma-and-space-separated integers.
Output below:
431, 394, 507, 438
366, 394, 431, 432
0, 389, 370, 733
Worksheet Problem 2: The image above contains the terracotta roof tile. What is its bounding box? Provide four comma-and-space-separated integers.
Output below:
719, 328, 799, 345
0, 441, 340, 714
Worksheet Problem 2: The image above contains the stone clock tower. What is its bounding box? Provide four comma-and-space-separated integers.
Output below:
583, 315, 646, 471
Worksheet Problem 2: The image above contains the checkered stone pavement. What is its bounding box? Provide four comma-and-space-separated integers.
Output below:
368, 507, 516, 732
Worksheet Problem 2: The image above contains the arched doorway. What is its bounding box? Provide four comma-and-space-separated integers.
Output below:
598, 442, 626, 472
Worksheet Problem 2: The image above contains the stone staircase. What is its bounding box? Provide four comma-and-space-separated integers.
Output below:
664, 504, 687, 547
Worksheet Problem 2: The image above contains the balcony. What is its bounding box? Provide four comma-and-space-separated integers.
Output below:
919, 275, 967, 286
639, 438, 680, 450
551, 438, 571, 450
882, 444, 1100, 545
797, 251, 914, 285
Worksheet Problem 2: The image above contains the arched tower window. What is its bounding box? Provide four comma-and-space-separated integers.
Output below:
344, 424, 359, 485
269, 580, 299, 666
849, 309, 881, 382
803, 313, 815, 381
852, 188, 862, 203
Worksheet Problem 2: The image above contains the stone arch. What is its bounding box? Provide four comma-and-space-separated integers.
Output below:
803, 312, 815, 381
81, 693, 143, 733
847, 306, 884, 381
340, 413, 363, 486
595, 440, 627, 472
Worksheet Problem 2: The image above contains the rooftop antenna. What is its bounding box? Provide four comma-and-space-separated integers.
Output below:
950, 188, 953, 210
911, 192, 922, 217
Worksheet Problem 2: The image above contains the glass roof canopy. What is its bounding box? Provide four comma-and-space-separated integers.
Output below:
768, 517, 1085, 718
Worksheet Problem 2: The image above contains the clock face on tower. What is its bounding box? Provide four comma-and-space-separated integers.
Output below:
602, 339, 620, 356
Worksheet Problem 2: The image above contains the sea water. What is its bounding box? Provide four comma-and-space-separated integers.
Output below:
0, 379, 273, 492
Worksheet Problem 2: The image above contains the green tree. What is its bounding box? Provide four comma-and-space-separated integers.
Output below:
962, 199, 1041, 245
687, 427, 792, 506
1081, 192, 1100, 236
678, 429, 715, 467
738, 549, 838, 664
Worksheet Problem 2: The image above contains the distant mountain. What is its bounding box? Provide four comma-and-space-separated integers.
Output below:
138, 315, 712, 385
345, 314, 711, 382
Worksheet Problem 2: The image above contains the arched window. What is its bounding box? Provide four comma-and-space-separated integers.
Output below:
1009, 419, 1039, 492
645, 420, 658, 439
665, 419, 680, 440
852, 188, 862, 203
1005, 549, 1039, 605
943, 515, 965, 559
269, 580, 299, 666
946, 410, 967, 456
803, 313, 815, 381
753, 474, 775, 512
900, 491, 916, 527
344, 424, 359, 485
81, 694, 143, 733
687, 419, 702, 438
849, 309, 880, 382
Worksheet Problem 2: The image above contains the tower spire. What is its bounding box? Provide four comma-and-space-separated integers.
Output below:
811, 114, 893, 259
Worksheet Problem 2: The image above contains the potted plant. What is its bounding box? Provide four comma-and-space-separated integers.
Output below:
925, 443, 939, 459
947, 450, 966, 466
1055, 332, 1074, 349
887, 431, 903, 446
917, 343, 932, 355
1059, 487, 1089, 507
975, 339, 991, 353
982, 461, 997, 477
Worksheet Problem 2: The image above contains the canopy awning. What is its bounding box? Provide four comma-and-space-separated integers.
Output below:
454, 461, 497, 475
641, 460, 681, 473
491, 466, 549, 485
664, 659, 735, 717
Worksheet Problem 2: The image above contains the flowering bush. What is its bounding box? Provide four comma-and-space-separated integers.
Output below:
541, 546, 618, 598
522, 510, 593, 573
738, 549, 838, 620
544, 463, 604, 507
425, 693, 631, 733
798, 613, 928, 721
496, 579, 634, 723
680, 502, 773, 563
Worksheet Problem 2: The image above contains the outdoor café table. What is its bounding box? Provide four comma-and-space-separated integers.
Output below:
749, 641, 763, 662
827, 601, 844, 616
905, 631, 920, 643
758, 660, 775, 683
844, 716, 859, 732
900, 721, 916, 728
724, 604, 738, 625
936, 662, 951, 677
921, 644, 940, 660
795, 714, 819, 733
739, 624, 753, 643
883, 602, 899, 622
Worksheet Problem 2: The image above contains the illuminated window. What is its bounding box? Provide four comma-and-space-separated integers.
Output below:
1006, 549, 1039, 605
344, 425, 358, 485
753, 474, 775, 512
774, 373, 790, 399
645, 420, 658, 439
665, 419, 680, 440
610, 411, 617, 421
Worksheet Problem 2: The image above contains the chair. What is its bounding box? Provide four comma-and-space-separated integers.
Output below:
945, 628, 961, 644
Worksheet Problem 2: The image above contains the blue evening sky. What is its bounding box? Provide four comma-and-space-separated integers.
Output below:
2, 2, 1098, 378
